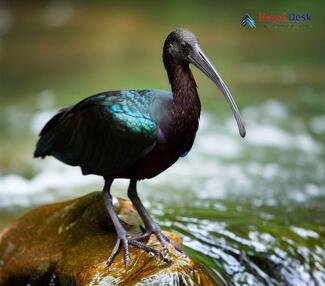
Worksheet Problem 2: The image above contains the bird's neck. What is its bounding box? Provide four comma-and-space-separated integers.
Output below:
165, 62, 201, 120
162, 60, 201, 149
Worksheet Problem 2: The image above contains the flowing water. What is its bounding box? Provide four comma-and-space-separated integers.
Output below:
0, 2, 325, 285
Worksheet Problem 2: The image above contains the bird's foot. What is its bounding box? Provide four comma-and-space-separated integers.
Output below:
107, 233, 161, 266
131, 226, 186, 261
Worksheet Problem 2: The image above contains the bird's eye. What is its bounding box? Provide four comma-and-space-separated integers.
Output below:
180, 41, 186, 49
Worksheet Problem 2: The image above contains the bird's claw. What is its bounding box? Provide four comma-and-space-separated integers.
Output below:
155, 230, 187, 257
107, 236, 129, 265
131, 228, 186, 259
107, 235, 161, 266
107, 228, 187, 266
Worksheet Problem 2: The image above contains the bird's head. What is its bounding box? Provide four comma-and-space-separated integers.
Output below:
164, 28, 246, 138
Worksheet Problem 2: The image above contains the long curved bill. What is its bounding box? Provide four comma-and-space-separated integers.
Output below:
189, 46, 246, 138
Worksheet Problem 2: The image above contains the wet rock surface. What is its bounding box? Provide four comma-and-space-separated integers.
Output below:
0, 192, 215, 285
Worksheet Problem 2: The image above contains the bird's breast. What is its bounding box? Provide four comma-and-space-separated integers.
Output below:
163, 103, 200, 156
117, 112, 199, 180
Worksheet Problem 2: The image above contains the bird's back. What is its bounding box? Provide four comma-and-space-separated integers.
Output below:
34, 89, 172, 177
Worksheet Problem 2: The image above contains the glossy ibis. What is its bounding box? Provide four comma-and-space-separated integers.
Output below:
34, 28, 246, 265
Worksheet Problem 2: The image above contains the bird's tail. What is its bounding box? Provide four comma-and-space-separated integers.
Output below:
33, 110, 67, 158
34, 134, 53, 158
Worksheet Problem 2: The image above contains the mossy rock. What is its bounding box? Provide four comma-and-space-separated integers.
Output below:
0, 192, 215, 285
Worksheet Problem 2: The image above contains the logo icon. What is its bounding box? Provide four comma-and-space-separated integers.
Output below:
241, 15, 256, 28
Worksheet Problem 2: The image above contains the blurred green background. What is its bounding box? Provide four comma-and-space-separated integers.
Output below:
0, 1, 324, 285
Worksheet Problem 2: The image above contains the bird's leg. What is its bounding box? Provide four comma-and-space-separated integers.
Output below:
127, 179, 184, 256
102, 179, 160, 265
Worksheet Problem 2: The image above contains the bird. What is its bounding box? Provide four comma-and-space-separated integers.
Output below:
34, 28, 246, 265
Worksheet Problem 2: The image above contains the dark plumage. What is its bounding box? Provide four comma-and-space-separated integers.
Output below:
34, 28, 245, 265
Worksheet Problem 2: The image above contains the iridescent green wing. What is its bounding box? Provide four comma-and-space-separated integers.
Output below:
34, 89, 171, 176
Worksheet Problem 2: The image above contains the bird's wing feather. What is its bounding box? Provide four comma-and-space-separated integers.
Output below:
34, 90, 171, 176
